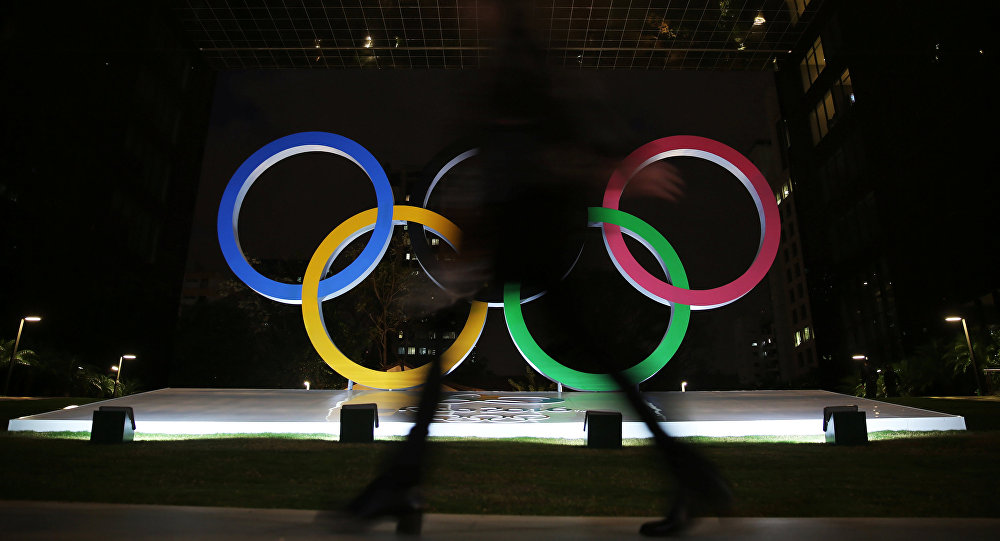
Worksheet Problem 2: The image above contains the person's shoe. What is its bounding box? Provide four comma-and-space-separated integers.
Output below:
640, 493, 692, 537
345, 478, 425, 535
640, 474, 734, 537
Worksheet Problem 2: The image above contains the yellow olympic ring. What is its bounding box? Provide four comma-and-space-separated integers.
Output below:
302, 205, 488, 390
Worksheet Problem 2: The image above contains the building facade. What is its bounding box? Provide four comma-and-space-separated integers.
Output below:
772, 0, 999, 388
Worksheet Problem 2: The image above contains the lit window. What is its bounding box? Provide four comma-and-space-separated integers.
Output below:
795, 331, 803, 347
799, 36, 826, 91
804, 326, 812, 341
788, 0, 811, 23
836, 69, 854, 109
407, 347, 416, 355
397, 347, 405, 355
429, 331, 437, 339
430, 238, 440, 246
810, 88, 836, 144
398, 331, 403, 339
812, 70, 854, 144
419, 347, 427, 355
442, 331, 457, 340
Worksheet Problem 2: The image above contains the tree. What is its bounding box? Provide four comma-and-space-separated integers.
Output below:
945, 326, 1000, 395
889, 338, 951, 396
172, 259, 350, 390
1, 338, 39, 371
70, 364, 141, 398
355, 237, 414, 371
1, 338, 39, 394
891, 328, 1000, 397
507, 365, 556, 392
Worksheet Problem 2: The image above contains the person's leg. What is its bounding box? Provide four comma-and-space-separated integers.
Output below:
346, 353, 442, 534
548, 282, 732, 536
608, 371, 732, 536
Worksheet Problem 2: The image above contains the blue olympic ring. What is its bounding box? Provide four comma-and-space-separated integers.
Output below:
216, 132, 395, 304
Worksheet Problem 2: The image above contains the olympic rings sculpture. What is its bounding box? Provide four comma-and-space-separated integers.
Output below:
218, 132, 779, 391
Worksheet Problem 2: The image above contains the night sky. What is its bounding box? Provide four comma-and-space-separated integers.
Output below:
189, 68, 776, 377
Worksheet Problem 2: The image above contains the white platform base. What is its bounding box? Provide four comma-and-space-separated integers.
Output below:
8, 388, 966, 438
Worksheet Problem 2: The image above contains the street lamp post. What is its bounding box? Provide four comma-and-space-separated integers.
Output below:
4, 316, 41, 396
112, 354, 136, 398
945, 317, 984, 396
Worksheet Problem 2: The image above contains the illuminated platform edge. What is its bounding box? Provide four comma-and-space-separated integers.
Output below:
7, 388, 966, 439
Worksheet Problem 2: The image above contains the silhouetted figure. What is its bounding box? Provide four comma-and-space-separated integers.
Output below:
346, 2, 731, 536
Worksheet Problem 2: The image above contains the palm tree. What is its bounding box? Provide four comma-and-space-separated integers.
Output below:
946, 327, 1000, 395
892, 337, 953, 396
1, 338, 40, 371
74, 366, 118, 398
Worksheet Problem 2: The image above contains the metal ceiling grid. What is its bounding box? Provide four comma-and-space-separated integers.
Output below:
174, 0, 820, 70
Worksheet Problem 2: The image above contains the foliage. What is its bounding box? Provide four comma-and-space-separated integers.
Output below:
891, 337, 952, 396
507, 365, 556, 392
890, 327, 1000, 397
78, 367, 116, 398
65, 366, 142, 398
948, 327, 1000, 387
352, 237, 414, 372
0, 340, 141, 398
0, 339, 39, 370
172, 232, 465, 389
171, 274, 344, 389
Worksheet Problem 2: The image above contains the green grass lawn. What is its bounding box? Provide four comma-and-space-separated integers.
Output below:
1, 396, 998, 517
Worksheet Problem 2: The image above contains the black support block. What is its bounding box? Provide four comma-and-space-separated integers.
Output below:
584, 410, 622, 449
341, 403, 379, 443
90, 406, 135, 444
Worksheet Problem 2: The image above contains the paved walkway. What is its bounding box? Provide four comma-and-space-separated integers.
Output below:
2, 501, 997, 540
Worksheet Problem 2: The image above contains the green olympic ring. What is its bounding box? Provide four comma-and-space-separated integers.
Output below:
503, 207, 691, 391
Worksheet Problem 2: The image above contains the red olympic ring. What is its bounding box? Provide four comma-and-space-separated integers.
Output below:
601, 135, 780, 310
